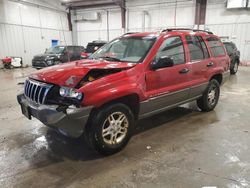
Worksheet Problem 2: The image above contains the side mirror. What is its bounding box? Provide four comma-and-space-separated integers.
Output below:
151, 56, 174, 70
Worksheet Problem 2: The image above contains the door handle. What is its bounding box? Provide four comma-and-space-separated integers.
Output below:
179, 68, 190, 74
207, 62, 214, 67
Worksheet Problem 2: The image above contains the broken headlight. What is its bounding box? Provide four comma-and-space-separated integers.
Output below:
59, 87, 83, 100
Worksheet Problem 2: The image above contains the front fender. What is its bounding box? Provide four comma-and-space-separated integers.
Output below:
82, 82, 143, 107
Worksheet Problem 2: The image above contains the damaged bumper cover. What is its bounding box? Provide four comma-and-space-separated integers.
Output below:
17, 94, 93, 138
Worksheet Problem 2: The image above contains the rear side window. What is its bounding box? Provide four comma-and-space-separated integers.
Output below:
224, 43, 234, 54
66, 46, 75, 56
155, 36, 185, 65
186, 35, 209, 61
74, 46, 84, 54
207, 37, 226, 57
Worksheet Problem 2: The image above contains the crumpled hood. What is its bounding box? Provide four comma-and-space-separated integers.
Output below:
29, 59, 136, 87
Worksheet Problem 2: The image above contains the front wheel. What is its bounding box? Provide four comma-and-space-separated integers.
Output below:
85, 103, 135, 155
197, 79, 220, 112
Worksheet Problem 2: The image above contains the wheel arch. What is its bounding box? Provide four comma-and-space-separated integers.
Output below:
210, 74, 222, 85
91, 93, 140, 120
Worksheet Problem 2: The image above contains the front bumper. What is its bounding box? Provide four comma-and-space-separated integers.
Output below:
222, 71, 230, 85
17, 94, 93, 138
32, 60, 48, 69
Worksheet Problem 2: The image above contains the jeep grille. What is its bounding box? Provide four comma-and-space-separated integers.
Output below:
24, 79, 52, 104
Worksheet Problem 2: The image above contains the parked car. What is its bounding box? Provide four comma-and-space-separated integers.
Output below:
81, 41, 107, 59
17, 29, 230, 155
223, 42, 240, 74
32, 45, 85, 69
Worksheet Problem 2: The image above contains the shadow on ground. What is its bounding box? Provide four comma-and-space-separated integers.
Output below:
42, 106, 197, 162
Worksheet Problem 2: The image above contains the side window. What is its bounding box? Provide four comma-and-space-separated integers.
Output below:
224, 43, 234, 55
75, 46, 83, 54
207, 37, 226, 57
186, 35, 208, 61
66, 46, 74, 55
155, 36, 185, 65
198, 36, 209, 59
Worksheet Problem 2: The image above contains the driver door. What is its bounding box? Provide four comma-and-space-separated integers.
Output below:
141, 36, 192, 116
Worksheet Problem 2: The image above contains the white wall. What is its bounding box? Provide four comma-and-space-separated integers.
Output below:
206, 1, 250, 61
75, 0, 195, 46
0, 0, 72, 65
127, 0, 195, 31
75, 9, 123, 47
74, 0, 250, 61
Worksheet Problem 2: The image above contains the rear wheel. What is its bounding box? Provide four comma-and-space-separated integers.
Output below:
197, 79, 220, 112
85, 103, 135, 155
230, 60, 239, 75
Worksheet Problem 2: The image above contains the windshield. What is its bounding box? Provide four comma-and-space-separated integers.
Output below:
90, 36, 156, 63
45, 46, 65, 54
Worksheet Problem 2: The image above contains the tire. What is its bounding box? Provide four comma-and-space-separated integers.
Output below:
85, 103, 135, 155
230, 60, 239, 75
197, 79, 220, 112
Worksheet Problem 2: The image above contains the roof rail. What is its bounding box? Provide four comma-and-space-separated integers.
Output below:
123, 32, 139, 35
162, 28, 213, 34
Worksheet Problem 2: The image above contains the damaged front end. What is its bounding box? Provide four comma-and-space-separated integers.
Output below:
75, 68, 125, 88
17, 78, 92, 137
17, 64, 133, 137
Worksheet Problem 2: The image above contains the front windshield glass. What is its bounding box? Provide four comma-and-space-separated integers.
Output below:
90, 36, 156, 63
45, 46, 65, 54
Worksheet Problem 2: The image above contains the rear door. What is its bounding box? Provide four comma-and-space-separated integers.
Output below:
185, 35, 211, 98
141, 36, 192, 116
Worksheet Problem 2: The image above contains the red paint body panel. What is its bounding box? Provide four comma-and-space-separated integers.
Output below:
29, 30, 230, 108
30, 59, 136, 87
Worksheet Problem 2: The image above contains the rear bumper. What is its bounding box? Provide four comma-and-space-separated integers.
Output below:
17, 94, 93, 138
222, 71, 230, 85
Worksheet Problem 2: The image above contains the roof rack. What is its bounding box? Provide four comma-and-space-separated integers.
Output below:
162, 28, 213, 34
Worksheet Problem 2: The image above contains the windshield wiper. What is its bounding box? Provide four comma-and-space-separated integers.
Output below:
100, 56, 122, 62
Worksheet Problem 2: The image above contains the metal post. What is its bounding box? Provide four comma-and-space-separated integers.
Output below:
107, 10, 109, 41
121, 0, 126, 34
195, 0, 207, 29
174, 0, 177, 28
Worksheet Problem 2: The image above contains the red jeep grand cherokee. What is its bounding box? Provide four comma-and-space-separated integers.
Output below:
17, 29, 230, 154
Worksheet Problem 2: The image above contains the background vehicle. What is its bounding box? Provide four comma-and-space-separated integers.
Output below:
223, 42, 240, 74
81, 41, 107, 59
32, 45, 85, 69
18, 29, 230, 155
1, 57, 22, 69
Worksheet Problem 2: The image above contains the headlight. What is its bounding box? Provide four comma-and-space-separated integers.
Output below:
59, 87, 83, 100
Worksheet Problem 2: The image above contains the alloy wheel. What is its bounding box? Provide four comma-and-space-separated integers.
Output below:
102, 112, 129, 145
